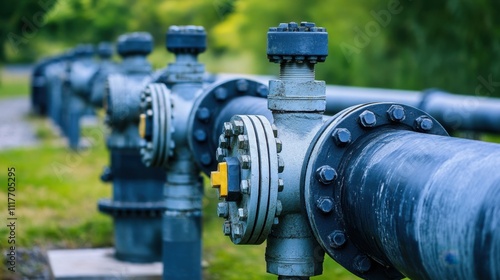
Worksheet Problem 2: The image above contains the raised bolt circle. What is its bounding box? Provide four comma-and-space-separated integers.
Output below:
316, 165, 337, 184
316, 196, 334, 213
387, 105, 406, 122
416, 116, 433, 131
359, 110, 377, 128
328, 230, 346, 249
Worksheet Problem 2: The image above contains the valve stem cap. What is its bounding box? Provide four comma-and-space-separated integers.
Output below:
267, 21, 328, 64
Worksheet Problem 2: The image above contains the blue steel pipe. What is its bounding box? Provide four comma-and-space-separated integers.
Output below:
339, 129, 500, 279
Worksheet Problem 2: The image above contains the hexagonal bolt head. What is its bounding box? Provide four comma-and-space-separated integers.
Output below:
387, 105, 406, 122
219, 134, 229, 148
415, 115, 433, 132
223, 221, 231, 236
194, 129, 207, 142
232, 223, 243, 238
353, 255, 372, 273
236, 79, 249, 92
214, 87, 228, 101
238, 208, 247, 220
328, 230, 346, 249
275, 139, 283, 153
256, 85, 268, 97
216, 147, 228, 162
223, 122, 233, 136
277, 178, 284, 192
272, 124, 278, 137
240, 155, 251, 169
197, 107, 211, 121
316, 196, 334, 213
240, 179, 250, 194
277, 155, 285, 173
232, 120, 244, 135
316, 165, 337, 184
237, 135, 249, 149
359, 110, 377, 128
275, 200, 283, 216
217, 202, 229, 218
332, 128, 351, 146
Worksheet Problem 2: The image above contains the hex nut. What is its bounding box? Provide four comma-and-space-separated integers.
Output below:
240, 155, 251, 169
223, 122, 233, 136
217, 202, 229, 218
278, 178, 284, 192
387, 105, 406, 122
415, 116, 433, 131
316, 165, 337, 184
223, 221, 231, 236
359, 110, 377, 128
240, 179, 250, 194
214, 87, 228, 101
328, 230, 346, 249
316, 196, 334, 213
332, 128, 351, 146
353, 255, 372, 273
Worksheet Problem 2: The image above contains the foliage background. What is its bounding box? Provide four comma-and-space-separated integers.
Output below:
3, 0, 500, 95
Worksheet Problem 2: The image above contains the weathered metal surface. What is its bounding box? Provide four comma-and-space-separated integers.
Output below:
303, 102, 500, 279
98, 32, 165, 263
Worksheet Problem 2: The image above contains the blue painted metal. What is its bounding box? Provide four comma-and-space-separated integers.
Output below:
303, 102, 500, 279
62, 44, 99, 149
97, 32, 166, 263
211, 22, 328, 279
44, 52, 73, 128
90, 42, 119, 108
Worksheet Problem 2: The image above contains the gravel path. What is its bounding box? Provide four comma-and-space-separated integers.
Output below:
0, 97, 39, 150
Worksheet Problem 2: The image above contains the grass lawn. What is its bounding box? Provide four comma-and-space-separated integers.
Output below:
0, 73, 29, 99
0, 114, 357, 279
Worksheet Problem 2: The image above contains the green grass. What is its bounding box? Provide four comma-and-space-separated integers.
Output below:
0, 73, 29, 99
0, 115, 357, 279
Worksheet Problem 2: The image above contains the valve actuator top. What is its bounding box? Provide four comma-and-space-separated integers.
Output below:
117, 32, 153, 57
73, 44, 95, 57
166, 25, 206, 55
267, 22, 327, 64
97, 42, 113, 59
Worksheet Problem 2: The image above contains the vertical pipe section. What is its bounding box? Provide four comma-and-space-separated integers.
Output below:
340, 129, 500, 279
163, 149, 203, 280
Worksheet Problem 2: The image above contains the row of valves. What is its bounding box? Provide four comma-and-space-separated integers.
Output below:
31, 21, 500, 280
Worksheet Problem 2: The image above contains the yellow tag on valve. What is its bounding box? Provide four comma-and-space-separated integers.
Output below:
211, 162, 228, 198
139, 114, 146, 139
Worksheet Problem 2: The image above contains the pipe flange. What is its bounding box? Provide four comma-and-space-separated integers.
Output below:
188, 78, 268, 175
98, 199, 164, 217
139, 83, 174, 168
302, 103, 448, 279
211, 115, 282, 244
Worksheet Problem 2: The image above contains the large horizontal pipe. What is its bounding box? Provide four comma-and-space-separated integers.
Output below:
217, 74, 500, 133
341, 128, 500, 279
325, 87, 500, 133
